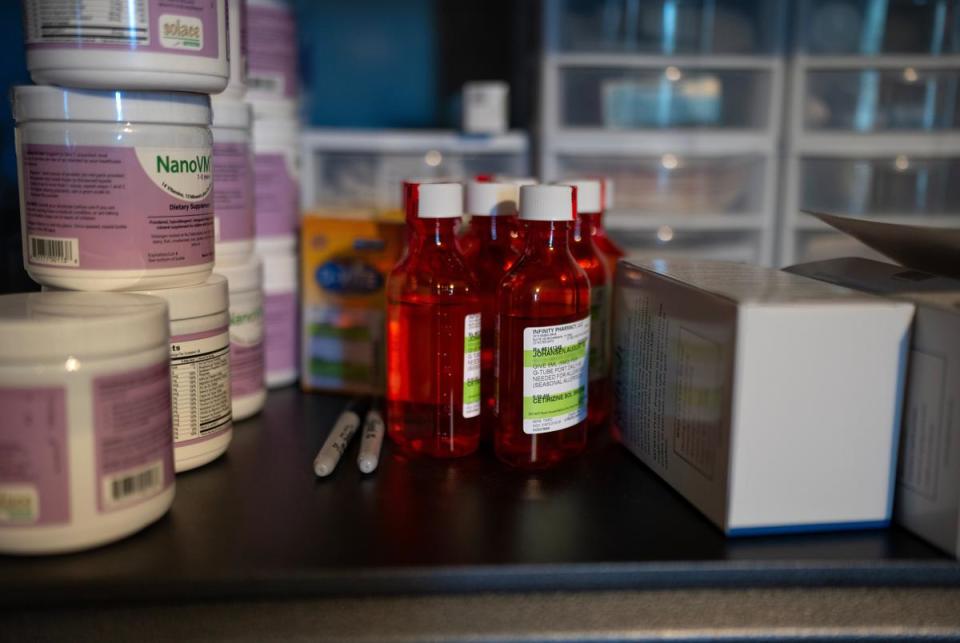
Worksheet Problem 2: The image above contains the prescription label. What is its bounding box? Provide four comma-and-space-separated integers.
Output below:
522, 318, 590, 434
589, 285, 608, 380
463, 313, 481, 418
0, 387, 69, 526
170, 327, 232, 446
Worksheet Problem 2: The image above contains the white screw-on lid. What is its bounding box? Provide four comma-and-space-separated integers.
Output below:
519, 185, 575, 221
133, 275, 229, 322
0, 292, 168, 363
603, 178, 615, 209
250, 98, 299, 122
261, 250, 299, 293
465, 181, 519, 216
12, 86, 211, 125
214, 254, 264, 293
496, 176, 538, 186
417, 183, 463, 218
212, 96, 252, 129
559, 179, 602, 213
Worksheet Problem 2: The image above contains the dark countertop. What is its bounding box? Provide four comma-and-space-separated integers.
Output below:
1, 387, 959, 609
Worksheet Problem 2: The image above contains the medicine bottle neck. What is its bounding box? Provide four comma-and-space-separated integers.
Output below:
521, 219, 573, 261
578, 211, 603, 239
412, 217, 459, 252
468, 214, 516, 243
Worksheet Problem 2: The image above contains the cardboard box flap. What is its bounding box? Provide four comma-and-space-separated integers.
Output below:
622, 257, 882, 304
806, 211, 960, 279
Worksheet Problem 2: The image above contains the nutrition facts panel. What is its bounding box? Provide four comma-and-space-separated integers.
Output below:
170, 329, 231, 444
24, 0, 150, 45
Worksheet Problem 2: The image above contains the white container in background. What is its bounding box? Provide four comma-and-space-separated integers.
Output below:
252, 104, 300, 240
215, 256, 266, 420
0, 292, 175, 555
13, 86, 214, 291
261, 250, 299, 388
22, 0, 229, 92
134, 277, 233, 472
462, 81, 509, 135
245, 0, 298, 101
212, 97, 255, 262
221, 0, 248, 99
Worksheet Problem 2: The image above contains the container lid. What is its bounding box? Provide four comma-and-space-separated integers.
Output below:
252, 116, 300, 145
0, 292, 168, 362
255, 235, 297, 255
212, 96, 252, 129
133, 275, 228, 321
417, 183, 463, 219
261, 251, 298, 291
520, 185, 575, 222
465, 181, 519, 216
559, 179, 602, 213
602, 178, 615, 210
214, 255, 263, 293
13, 86, 211, 125
250, 98, 299, 122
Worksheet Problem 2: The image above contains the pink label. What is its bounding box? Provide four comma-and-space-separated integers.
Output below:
24, 0, 221, 59
231, 341, 264, 397
245, 4, 298, 98
93, 361, 175, 513
213, 141, 255, 243
253, 152, 298, 237
265, 291, 298, 374
22, 144, 214, 271
0, 387, 69, 527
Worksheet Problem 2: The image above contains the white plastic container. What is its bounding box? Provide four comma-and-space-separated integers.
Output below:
13, 86, 214, 291
215, 256, 266, 420
252, 105, 300, 240
22, 0, 229, 92
261, 250, 299, 388
462, 81, 509, 135
0, 292, 175, 555
221, 0, 248, 98
245, 0, 298, 101
212, 97, 255, 262
134, 277, 233, 472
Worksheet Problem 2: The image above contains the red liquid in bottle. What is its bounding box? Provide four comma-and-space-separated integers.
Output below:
495, 185, 591, 470
460, 183, 523, 440
387, 184, 482, 458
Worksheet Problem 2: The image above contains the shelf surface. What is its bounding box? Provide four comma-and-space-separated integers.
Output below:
1, 388, 958, 608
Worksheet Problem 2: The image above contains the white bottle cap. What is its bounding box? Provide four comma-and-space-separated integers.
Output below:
417, 183, 463, 219
519, 185, 575, 222
603, 178, 615, 209
214, 254, 264, 293
496, 176, 538, 186
465, 181, 519, 216
558, 180, 602, 213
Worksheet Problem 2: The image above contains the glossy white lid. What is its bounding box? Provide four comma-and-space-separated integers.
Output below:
133, 275, 228, 321
559, 179, 602, 213
214, 254, 263, 293
13, 86, 211, 125
212, 96, 252, 129
417, 183, 463, 219
520, 185, 575, 221
465, 181, 519, 216
0, 292, 168, 362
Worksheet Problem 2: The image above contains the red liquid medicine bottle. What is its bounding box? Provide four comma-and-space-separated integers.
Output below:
560, 179, 611, 430
387, 183, 483, 457
588, 178, 625, 276
459, 181, 523, 439
495, 185, 591, 469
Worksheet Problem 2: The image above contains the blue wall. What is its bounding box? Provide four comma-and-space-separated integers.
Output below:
292, 0, 437, 128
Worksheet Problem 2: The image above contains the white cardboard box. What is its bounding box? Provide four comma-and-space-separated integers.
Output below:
787, 257, 960, 558
612, 258, 915, 535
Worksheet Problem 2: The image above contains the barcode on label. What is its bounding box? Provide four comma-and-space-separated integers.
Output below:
104, 462, 164, 508
29, 236, 79, 267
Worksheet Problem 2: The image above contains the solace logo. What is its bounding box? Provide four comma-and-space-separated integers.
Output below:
159, 14, 203, 50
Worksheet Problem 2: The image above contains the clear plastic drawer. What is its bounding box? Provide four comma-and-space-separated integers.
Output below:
552, 0, 786, 54
798, 0, 960, 55
613, 229, 761, 263
561, 66, 772, 129
800, 156, 960, 216
804, 68, 960, 131
557, 154, 766, 214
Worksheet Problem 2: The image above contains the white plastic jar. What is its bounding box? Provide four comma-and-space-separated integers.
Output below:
134, 277, 233, 472
22, 0, 229, 92
261, 248, 299, 388
252, 104, 300, 242
212, 97, 255, 262
14, 86, 214, 291
245, 0, 298, 101
0, 292, 175, 555
215, 256, 266, 420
